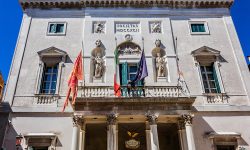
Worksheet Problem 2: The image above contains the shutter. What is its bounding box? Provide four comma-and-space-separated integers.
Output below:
121, 62, 128, 86
213, 65, 221, 93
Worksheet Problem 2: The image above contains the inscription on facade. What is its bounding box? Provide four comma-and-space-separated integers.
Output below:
115, 22, 140, 33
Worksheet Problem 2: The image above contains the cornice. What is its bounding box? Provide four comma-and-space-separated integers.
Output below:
19, 0, 234, 10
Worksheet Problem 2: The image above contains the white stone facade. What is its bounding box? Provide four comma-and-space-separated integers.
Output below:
2, 0, 250, 150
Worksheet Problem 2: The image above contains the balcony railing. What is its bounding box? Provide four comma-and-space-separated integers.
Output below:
78, 86, 184, 98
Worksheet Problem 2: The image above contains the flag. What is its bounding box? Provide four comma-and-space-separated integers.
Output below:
132, 50, 148, 83
114, 48, 121, 97
62, 51, 83, 112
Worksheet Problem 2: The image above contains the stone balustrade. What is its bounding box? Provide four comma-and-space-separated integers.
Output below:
34, 95, 59, 105
78, 86, 184, 98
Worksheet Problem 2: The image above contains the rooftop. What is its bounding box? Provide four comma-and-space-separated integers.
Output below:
19, 0, 234, 10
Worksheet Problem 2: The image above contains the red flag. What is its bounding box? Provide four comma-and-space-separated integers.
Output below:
62, 51, 83, 112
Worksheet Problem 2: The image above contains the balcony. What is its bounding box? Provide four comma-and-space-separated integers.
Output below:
77, 86, 185, 98
75, 85, 195, 112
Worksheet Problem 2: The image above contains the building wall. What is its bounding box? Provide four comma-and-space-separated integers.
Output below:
3, 5, 250, 150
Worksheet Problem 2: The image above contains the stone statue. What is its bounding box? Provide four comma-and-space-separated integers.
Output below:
94, 53, 104, 78
156, 52, 165, 77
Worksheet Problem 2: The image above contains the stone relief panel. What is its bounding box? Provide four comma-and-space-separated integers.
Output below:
149, 21, 162, 33
93, 21, 106, 34
117, 34, 142, 55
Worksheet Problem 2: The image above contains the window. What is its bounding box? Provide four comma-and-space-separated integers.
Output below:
189, 21, 209, 35
28, 147, 48, 150
120, 62, 143, 86
191, 24, 205, 32
191, 46, 224, 94
216, 145, 235, 150
37, 47, 67, 95
119, 62, 144, 97
200, 63, 221, 93
40, 64, 58, 94
47, 22, 66, 35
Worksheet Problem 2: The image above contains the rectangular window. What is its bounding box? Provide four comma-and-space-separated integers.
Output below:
28, 147, 48, 150
191, 24, 206, 32
47, 22, 66, 35
40, 64, 58, 94
216, 145, 235, 150
200, 64, 221, 93
119, 62, 144, 97
189, 21, 209, 35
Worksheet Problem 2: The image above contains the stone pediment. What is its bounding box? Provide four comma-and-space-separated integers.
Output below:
20, 0, 234, 10
37, 46, 67, 58
191, 46, 220, 57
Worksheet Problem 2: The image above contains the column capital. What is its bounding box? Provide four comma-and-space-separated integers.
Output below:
107, 113, 118, 125
146, 113, 158, 125
181, 113, 194, 126
72, 115, 84, 127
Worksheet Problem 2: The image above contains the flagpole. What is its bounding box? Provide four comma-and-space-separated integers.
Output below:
81, 41, 86, 97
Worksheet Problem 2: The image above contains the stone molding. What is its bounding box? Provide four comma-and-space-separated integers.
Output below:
181, 113, 194, 126
72, 115, 84, 127
20, 0, 234, 10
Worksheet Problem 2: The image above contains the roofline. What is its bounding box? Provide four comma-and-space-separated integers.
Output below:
19, 0, 234, 10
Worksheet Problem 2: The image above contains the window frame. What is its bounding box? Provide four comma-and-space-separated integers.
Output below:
200, 64, 221, 94
189, 21, 210, 35
36, 47, 67, 96
39, 63, 59, 95
47, 22, 67, 36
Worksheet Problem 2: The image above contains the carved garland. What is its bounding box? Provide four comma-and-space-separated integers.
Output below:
20, 1, 233, 10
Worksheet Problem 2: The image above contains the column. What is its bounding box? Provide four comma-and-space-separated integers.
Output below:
107, 113, 118, 150
146, 114, 160, 150
178, 119, 188, 150
182, 114, 196, 150
71, 115, 84, 150
79, 119, 86, 150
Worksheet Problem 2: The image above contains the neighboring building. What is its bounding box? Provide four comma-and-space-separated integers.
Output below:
0, 72, 4, 102
248, 56, 250, 70
0, 72, 9, 148
2, 0, 250, 150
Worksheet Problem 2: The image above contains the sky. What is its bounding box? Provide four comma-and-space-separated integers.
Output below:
0, 1, 250, 82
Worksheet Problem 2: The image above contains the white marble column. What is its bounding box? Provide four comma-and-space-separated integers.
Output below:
178, 120, 188, 150
71, 115, 83, 150
146, 114, 160, 150
79, 121, 85, 150
107, 113, 118, 150
182, 114, 196, 150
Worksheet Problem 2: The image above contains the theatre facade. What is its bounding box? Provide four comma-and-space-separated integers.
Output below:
2, 0, 250, 150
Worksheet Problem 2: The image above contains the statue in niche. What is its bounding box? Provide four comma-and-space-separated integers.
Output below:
156, 52, 165, 77
94, 52, 104, 78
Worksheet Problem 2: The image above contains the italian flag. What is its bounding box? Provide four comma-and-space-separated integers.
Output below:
114, 48, 121, 97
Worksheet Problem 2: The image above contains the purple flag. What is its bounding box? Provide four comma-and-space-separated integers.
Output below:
132, 50, 148, 83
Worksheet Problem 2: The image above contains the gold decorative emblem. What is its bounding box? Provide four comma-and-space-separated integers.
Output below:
125, 131, 140, 149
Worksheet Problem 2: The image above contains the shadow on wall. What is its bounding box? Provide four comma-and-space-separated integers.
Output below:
192, 111, 249, 150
